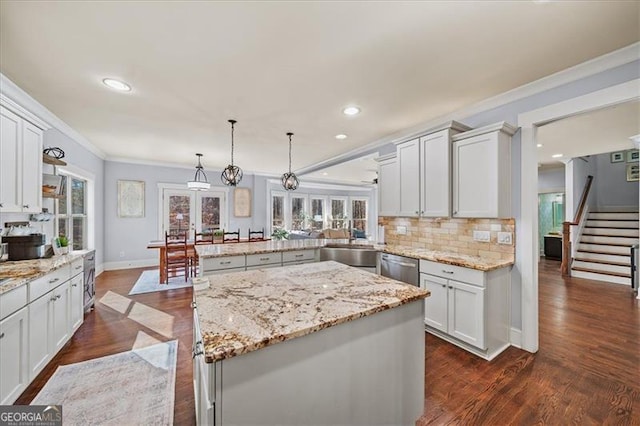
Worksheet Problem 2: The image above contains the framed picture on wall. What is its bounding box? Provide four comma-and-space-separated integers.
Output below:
626, 163, 639, 182
118, 180, 145, 218
610, 151, 624, 163
234, 187, 251, 217
627, 149, 639, 163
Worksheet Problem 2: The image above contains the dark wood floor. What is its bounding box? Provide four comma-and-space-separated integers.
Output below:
16, 259, 640, 425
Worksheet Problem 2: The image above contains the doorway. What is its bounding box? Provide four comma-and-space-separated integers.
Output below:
159, 187, 228, 237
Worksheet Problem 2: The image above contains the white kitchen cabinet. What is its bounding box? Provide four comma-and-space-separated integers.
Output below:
394, 122, 471, 218
420, 259, 511, 360
452, 122, 516, 218
0, 306, 29, 405
28, 289, 52, 379
375, 154, 399, 216
69, 273, 84, 332
0, 105, 43, 213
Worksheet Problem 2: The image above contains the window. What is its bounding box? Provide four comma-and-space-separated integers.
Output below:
58, 176, 87, 250
160, 187, 227, 237
290, 195, 308, 231
330, 197, 347, 229
310, 198, 326, 231
271, 192, 285, 233
351, 198, 368, 236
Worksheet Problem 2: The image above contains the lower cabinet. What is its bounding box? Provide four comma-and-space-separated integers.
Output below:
70, 273, 84, 332
0, 307, 28, 405
51, 281, 70, 354
420, 259, 511, 360
200, 249, 319, 277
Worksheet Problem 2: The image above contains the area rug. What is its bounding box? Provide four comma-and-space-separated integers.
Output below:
31, 340, 178, 426
129, 269, 192, 295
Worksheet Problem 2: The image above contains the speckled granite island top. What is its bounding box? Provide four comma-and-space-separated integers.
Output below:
194, 260, 429, 363
0, 251, 88, 295
195, 238, 333, 258
381, 246, 514, 271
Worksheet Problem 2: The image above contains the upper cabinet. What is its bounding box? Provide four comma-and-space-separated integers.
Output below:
395, 122, 471, 218
376, 154, 399, 216
0, 104, 44, 213
452, 122, 517, 218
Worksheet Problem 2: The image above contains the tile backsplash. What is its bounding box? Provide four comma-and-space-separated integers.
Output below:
379, 216, 515, 261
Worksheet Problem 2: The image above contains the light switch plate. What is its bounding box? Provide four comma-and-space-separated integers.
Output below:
498, 232, 513, 245
473, 230, 490, 242
396, 226, 407, 235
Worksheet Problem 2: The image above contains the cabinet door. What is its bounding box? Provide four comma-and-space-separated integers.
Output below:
452, 133, 498, 218
420, 130, 450, 217
21, 121, 43, 213
421, 274, 448, 332
69, 274, 84, 332
0, 106, 21, 212
28, 293, 52, 379
377, 157, 399, 216
0, 307, 28, 405
448, 280, 485, 349
51, 282, 70, 353
397, 139, 420, 217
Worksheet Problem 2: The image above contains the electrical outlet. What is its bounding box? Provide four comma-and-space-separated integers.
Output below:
119, 251, 125, 258
396, 226, 407, 235
473, 230, 490, 242
498, 232, 513, 245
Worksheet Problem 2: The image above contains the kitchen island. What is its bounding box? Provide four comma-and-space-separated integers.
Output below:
193, 260, 429, 425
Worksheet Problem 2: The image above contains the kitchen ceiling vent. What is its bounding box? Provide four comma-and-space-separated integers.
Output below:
281, 132, 299, 191
187, 153, 211, 191
221, 119, 243, 186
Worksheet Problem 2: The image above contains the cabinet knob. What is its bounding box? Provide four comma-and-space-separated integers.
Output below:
0, 332, 5, 339
56, 294, 61, 300
448, 286, 453, 289
49, 278, 60, 284
72, 283, 78, 287
442, 270, 454, 275
50, 295, 57, 302
0, 203, 3, 208
441, 284, 446, 288
23, 204, 29, 209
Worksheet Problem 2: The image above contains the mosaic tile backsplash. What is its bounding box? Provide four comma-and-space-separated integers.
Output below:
379, 216, 515, 261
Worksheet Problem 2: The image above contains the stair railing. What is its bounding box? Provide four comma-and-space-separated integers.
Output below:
561, 175, 594, 277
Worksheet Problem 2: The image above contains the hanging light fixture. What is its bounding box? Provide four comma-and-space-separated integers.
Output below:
187, 153, 211, 191
281, 132, 299, 191
221, 119, 243, 186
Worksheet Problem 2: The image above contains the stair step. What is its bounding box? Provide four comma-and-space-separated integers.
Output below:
580, 235, 639, 246
585, 220, 638, 228
578, 244, 632, 255
571, 269, 632, 286
571, 260, 631, 275
574, 257, 631, 267
576, 250, 631, 263
589, 212, 639, 220
583, 227, 639, 237
571, 266, 630, 278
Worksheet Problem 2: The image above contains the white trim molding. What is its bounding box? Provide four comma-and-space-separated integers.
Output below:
517, 78, 640, 354
103, 258, 158, 271
510, 328, 522, 349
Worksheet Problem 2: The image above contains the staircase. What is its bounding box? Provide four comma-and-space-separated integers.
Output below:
571, 211, 639, 285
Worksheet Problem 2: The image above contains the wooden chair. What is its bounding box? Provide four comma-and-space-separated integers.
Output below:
248, 228, 265, 241
164, 231, 189, 283
223, 229, 241, 243
191, 230, 215, 276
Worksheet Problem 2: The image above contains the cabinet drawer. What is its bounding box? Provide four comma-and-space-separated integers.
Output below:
70, 258, 83, 277
0, 285, 27, 321
202, 267, 246, 277
246, 252, 282, 267
28, 266, 70, 302
282, 249, 316, 263
419, 259, 484, 287
201, 256, 246, 272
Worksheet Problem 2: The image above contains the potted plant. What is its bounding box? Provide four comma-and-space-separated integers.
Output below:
271, 229, 289, 241
57, 234, 69, 254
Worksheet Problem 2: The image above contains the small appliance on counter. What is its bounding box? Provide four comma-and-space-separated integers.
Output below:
2, 221, 47, 261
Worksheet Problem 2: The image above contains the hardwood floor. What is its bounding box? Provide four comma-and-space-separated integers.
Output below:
16, 258, 639, 425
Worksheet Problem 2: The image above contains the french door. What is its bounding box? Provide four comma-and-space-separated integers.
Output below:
161, 188, 227, 237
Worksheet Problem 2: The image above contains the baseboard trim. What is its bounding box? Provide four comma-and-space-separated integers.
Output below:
510, 327, 522, 348
103, 258, 158, 271
96, 264, 105, 277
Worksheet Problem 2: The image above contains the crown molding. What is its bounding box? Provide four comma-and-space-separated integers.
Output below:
630, 134, 640, 149
297, 42, 640, 175
0, 73, 106, 159
451, 121, 518, 141
266, 178, 373, 192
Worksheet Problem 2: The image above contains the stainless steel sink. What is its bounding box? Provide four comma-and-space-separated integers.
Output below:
320, 245, 378, 267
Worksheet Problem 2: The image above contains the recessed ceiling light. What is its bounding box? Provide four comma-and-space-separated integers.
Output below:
342, 106, 360, 116
537, 144, 543, 148
551, 153, 563, 158
322, 172, 328, 176
335, 134, 348, 140
102, 78, 131, 92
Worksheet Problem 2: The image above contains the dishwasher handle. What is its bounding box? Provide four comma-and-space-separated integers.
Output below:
381, 257, 417, 268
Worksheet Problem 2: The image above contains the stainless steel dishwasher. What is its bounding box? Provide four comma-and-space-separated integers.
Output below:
379, 252, 419, 286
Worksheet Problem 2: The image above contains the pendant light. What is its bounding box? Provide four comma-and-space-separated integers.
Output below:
281, 132, 299, 191
221, 119, 243, 186
187, 153, 211, 191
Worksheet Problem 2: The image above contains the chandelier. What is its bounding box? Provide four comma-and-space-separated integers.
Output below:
221, 119, 243, 186
281, 132, 299, 191
187, 153, 211, 191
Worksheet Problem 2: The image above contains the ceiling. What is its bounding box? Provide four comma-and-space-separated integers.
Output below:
306, 153, 378, 185
537, 100, 640, 167
1, 2, 638, 176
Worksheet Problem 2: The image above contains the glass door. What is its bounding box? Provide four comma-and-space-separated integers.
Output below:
161, 188, 227, 238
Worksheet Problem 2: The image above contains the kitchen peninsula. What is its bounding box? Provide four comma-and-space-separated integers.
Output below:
193, 260, 429, 425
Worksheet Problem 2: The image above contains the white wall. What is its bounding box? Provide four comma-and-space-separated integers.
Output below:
538, 167, 565, 193
593, 152, 639, 209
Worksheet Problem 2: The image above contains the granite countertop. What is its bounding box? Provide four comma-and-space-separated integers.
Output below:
0, 251, 89, 295
194, 260, 429, 363
381, 246, 514, 272
195, 239, 513, 272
